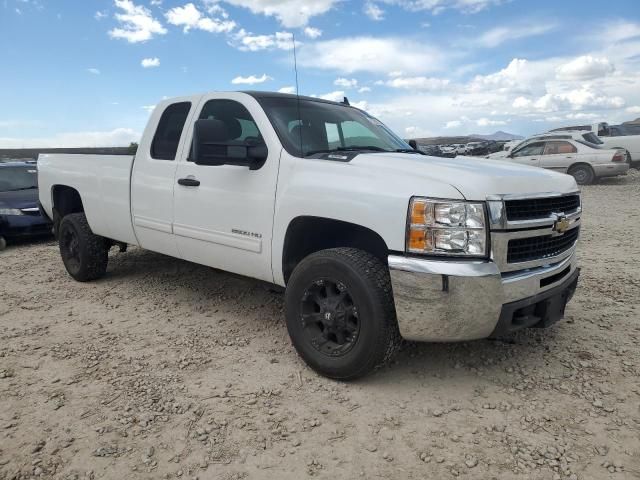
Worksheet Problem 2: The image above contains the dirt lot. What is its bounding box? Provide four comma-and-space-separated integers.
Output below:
1, 172, 639, 480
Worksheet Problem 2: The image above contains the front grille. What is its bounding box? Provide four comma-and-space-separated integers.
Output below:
508, 227, 579, 263
505, 195, 580, 221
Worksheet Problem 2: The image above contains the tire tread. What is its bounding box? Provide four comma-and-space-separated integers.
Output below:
59, 213, 108, 282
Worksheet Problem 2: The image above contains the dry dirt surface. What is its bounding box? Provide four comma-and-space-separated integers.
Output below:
1, 172, 640, 480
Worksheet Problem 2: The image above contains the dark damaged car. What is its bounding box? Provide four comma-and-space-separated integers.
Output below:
0, 161, 52, 250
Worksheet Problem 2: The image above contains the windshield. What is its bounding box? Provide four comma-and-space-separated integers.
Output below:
0, 166, 38, 192
256, 97, 411, 157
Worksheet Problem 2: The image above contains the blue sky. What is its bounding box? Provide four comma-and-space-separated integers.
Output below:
1, 0, 639, 147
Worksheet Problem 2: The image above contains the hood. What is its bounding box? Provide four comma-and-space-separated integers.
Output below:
0, 188, 40, 210
350, 153, 577, 200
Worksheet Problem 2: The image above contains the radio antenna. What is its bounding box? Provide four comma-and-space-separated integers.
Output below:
292, 33, 304, 156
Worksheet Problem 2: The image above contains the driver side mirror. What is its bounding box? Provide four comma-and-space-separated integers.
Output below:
408, 139, 418, 150
192, 118, 268, 170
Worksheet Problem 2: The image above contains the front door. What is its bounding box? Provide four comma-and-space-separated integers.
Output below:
539, 140, 577, 173
509, 141, 544, 167
131, 99, 194, 257
172, 93, 281, 283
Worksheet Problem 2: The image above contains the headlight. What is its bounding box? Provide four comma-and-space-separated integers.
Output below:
0, 208, 23, 216
407, 197, 488, 257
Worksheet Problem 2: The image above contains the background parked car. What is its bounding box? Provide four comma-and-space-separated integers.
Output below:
550, 122, 640, 168
491, 137, 628, 185
0, 161, 52, 250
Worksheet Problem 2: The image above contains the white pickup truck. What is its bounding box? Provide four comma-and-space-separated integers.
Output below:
38, 91, 582, 379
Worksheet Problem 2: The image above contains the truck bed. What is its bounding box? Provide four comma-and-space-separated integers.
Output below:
38, 154, 138, 245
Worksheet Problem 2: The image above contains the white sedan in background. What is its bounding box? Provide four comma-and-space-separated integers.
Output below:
489, 137, 628, 185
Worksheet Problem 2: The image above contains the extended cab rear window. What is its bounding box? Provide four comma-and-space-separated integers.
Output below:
151, 102, 191, 160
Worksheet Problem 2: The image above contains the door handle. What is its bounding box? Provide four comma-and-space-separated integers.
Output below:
530, 158, 537, 161
177, 177, 200, 187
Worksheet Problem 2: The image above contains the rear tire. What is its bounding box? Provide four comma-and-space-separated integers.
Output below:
568, 164, 595, 185
0, 236, 6, 251
58, 213, 109, 282
285, 248, 401, 380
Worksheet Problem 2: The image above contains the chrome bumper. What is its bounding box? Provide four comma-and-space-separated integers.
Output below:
388, 252, 579, 342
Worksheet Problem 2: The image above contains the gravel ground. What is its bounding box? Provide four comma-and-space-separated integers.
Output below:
1, 171, 639, 480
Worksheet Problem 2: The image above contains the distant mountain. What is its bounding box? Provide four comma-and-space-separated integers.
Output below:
409, 131, 523, 145
469, 131, 523, 141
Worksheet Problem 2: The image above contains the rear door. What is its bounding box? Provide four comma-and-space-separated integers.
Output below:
171, 93, 281, 283
539, 140, 577, 173
131, 99, 195, 257
509, 142, 544, 167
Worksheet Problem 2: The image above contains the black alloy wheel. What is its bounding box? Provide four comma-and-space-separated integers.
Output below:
300, 279, 360, 357
60, 225, 81, 272
285, 248, 401, 380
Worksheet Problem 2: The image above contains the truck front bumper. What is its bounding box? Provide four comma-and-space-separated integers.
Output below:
388, 253, 579, 342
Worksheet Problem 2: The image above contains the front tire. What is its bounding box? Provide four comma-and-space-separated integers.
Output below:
0, 236, 6, 251
568, 164, 595, 185
285, 248, 401, 380
58, 213, 109, 282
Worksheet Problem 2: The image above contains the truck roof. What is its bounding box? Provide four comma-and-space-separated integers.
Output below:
240, 90, 350, 107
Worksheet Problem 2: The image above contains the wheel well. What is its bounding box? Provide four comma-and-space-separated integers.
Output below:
282, 216, 389, 284
567, 162, 593, 173
51, 185, 84, 233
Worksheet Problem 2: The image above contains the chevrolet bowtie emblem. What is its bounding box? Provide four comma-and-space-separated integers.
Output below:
553, 215, 570, 234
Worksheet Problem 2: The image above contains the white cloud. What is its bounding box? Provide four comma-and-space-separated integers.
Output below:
445, 120, 462, 129
298, 37, 444, 74
600, 20, 640, 44
109, 0, 167, 43
364, 2, 384, 20
351, 100, 369, 110
318, 91, 346, 102
469, 58, 554, 95
303, 26, 322, 38
380, 76, 450, 90
230, 29, 294, 51
334, 77, 358, 88
384, 0, 503, 15
165, 3, 235, 33
278, 86, 296, 94
627, 106, 640, 114
512, 96, 531, 109
565, 112, 598, 120
220, 0, 338, 28
358, 86, 372, 93
87, 68, 101, 75
231, 73, 273, 85
0, 128, 140, 148
141, 57, 160, 68
95, 10, 107, 20
142, 105, 156, 113
476, 117, 506, 127
556, 55, 614, 80
477, 23, 555, 48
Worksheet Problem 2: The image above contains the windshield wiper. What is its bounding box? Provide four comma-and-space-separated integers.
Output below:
394, 148, 425, 155
305, 146, 390, 157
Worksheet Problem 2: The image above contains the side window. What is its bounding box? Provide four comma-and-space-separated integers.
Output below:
544, 141, 577, 155
512, 142, 544, 157
198, 99, 262, 142
151, 102, 191, 160
325, 123, 340, 147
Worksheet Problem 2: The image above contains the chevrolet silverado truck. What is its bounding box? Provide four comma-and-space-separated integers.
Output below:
38, 91, 581, 379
